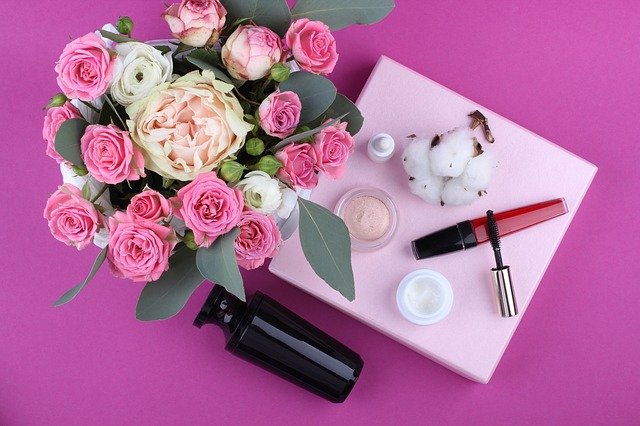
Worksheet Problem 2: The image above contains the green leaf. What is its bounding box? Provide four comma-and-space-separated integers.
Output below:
81, 182, 91, 200
153, 45, 172, 55
52, 246, 107, 307
297, 198, 355, 301
185, 56, 244, 88
291, 0, 395, 30
189, 48, 220, 66
279, 71, 337, 124
319, 94, 364, 135
98, 103, 113, 126
270, 114, 346, 152
136, 246, 204, 321
196, 228, 245, 301
173, 42, 194, 55
221, 0, 292, 37
55, 118, 89, 166
98, 29, 139, 43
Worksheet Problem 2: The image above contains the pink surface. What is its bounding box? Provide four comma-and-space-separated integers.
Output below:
0, 0, 638, 424
269, 55, 597, 383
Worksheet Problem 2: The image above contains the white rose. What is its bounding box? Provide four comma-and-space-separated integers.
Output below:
277, 186, 297, 219
110, 42, 173, 106
235, 171, 297, 218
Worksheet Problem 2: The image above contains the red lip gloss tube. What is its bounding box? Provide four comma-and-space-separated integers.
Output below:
411, 198, 568, 260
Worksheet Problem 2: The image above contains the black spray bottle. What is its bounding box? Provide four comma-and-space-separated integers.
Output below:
194, 285, 364, 403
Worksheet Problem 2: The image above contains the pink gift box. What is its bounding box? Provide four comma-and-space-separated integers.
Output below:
269, 56, 596, 383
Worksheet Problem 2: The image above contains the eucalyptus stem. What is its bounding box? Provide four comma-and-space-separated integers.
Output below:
91, 185, 109, 203
104, 96, 127, 129
80, 100, 100, 113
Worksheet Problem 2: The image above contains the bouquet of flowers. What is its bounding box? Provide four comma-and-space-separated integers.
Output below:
43, 0, 394, 320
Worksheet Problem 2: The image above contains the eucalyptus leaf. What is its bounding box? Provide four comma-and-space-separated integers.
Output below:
279, 71, 336, 124
186, 56, 244, 87
271, 114, 346, 152
318, 94, 364, 135
221, 0, 291, 37
174, 42, 194, 55
136, 246, 204, 321
98, 29, 139, 43
196, 228, 245, 301
55, 118, 89, 166
52, 246, 107, 307
298, 198, 355, 301
189, 48, 220, 66
291, 0, 395, 30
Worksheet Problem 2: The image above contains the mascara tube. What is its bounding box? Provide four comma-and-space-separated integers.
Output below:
411, 198, 568, 260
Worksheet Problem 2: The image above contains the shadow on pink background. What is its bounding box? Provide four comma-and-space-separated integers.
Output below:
0, 0, 638, 424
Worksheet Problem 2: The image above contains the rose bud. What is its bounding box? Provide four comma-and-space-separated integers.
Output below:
163, 0, 227, 47
219, 160, 245, 183
222, 25, 283, 81
116, 16, 134, 36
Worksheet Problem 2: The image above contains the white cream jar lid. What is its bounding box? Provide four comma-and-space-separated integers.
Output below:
396, 269, 453, 325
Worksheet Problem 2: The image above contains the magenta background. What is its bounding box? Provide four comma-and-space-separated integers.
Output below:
0, 0, 638, 424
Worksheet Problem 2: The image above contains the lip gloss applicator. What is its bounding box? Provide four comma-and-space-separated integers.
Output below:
411, 198, 568, 260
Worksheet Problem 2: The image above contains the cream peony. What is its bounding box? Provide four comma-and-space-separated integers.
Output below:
126, 70, 252, 181
110, 42, 173, 106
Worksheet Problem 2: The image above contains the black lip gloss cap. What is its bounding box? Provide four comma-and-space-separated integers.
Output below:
411, 221, 478, 260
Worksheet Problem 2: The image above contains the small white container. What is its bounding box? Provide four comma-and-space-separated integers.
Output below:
396, 269, 453, 325
367, 133, 395, 163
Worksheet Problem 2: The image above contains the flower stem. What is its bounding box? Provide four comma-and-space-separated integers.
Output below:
80, 100, 101, 113
234, 88, 260, 106
91, 185, 109, 203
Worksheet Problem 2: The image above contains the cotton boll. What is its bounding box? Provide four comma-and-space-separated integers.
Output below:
441, 179, 479, 206
459, 151, 495, 191
409, 173, 445, 205
429, 127, 475, 178
402, 138, 431, 179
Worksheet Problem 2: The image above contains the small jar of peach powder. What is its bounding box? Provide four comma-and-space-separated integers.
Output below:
335, 187, 398, 251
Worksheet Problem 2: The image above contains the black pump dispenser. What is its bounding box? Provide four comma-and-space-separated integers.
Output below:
194, 285, 363, 403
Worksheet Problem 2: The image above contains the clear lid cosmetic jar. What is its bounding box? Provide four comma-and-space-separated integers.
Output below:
335, 187, 398, 251
396, 269, 453, 325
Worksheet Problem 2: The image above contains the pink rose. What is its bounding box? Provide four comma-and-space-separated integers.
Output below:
313, 121, 355, 179
163, 0, 227, 47
43, 102, 82, 163
234, 210, 282, 270
172, 172, 243, 247
80, 124, 145, 184
55, 33, 116, 101
221, 25, 283, 81
107, 212, 178, 282
258, 91, 301, 138
276, 143, 318, 189
43, 184, 103, 250
285, 19, 338, 75
127, 189, 172, 223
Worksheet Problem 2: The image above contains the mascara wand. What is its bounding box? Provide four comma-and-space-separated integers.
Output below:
486, 210, 518, 318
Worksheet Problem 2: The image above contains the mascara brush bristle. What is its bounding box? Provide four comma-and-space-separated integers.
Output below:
486, 210, 501, 249
486, 210, 504, 269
